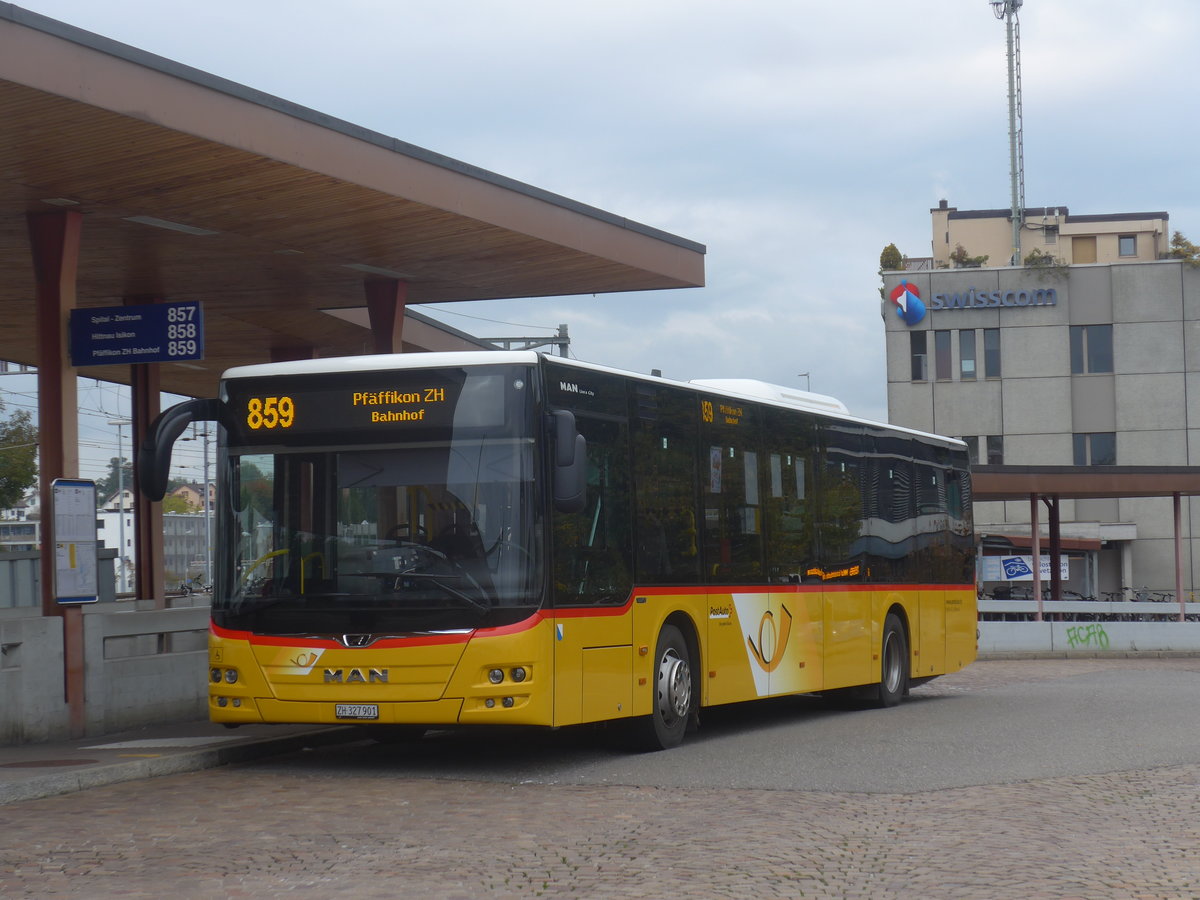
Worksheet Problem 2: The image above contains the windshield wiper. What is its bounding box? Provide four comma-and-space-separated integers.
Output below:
397, 572, 490, 613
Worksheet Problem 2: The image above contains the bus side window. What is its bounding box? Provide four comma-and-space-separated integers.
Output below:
700, 400, 762, 583
815, 425, 866, 582
762, 409, 817, 584
631, 384, 700, 585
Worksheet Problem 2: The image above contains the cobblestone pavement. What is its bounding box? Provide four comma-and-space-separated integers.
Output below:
4, 658, 1200, 899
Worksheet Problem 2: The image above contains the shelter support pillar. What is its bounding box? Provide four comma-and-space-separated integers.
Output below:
1045, 495, 1062, 604
126, 294, 165, 608
364, 279, 408, 354
1175, 492, 1185, 622
28, 209, 85, 734
1030, 493, 1042, 621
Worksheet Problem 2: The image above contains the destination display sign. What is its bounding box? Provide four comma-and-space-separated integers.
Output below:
223, 368, 517, 446
69, 301, 203, 367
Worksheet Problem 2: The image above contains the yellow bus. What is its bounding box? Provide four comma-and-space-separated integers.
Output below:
141, 351, 976, 750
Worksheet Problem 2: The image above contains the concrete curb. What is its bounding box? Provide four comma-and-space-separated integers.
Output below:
0, 726, 359, 806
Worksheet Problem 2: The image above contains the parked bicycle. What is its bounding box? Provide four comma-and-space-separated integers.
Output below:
176, 574, 210, 595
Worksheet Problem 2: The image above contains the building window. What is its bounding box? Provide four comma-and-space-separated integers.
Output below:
934, 330, 952, 380
960, 435, 1002, 465
960, 436, 980, 465
959, 330, 977, 380
1070, 325, 1113, 374
1118, 234, 1137, 257
1074, 432, 1115, 466
983, 329, 1001, 378
986, 435, 1004, 465
910, 332, 927, 381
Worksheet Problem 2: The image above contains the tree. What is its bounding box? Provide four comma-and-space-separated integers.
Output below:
95, 456, 134, 507
163, 494, 194, 514
949, 243, 988, 268
879, 243, 904, 271
0, 400, 37, 509
1167, 231, 1200, 268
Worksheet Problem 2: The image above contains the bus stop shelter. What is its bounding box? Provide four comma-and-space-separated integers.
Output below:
971, 465, 1200, 621
0, 6, 705, 733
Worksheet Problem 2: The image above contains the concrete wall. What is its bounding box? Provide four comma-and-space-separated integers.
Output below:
83, 606, 209, 734
979, 598, 1200, 654
980, 620, 1200, 654
0, 604, 209, 744
0, 614, 66, 743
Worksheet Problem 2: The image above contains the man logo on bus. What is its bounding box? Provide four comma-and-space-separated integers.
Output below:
890, 281, 926, 326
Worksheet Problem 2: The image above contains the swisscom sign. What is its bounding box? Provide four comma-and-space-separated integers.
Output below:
889, 280, 1058, 327
69, 301, 203, 367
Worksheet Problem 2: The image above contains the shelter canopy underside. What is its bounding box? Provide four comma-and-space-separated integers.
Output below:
0, 5, 705, 399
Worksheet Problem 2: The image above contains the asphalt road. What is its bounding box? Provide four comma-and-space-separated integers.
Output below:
258, 656, 1200, 794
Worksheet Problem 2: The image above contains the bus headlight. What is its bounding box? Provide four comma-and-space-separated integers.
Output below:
224, 669, 239, 684
510, 667, 527, 683
210, 668, 222, 683
488, 668, 504, 684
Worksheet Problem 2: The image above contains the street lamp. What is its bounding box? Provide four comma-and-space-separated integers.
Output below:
107, 418, 132, 594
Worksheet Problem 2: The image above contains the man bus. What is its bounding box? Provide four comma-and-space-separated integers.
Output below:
140, 351, 976, 750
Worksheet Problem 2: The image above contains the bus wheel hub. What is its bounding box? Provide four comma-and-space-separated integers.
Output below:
657, 650, 691, 721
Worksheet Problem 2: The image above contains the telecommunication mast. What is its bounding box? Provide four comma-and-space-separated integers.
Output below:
991, 0, 1025, 266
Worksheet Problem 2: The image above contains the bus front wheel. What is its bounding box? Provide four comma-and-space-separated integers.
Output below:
624, 624, 693, 751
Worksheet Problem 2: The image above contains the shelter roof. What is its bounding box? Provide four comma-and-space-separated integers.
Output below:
971, 466, 1200, 501
0, 5, 705, 398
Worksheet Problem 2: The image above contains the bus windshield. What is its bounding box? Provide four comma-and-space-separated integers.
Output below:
213, 364, 541, 636
216, 440, 539, 635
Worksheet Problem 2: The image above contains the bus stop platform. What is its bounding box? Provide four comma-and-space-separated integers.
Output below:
0, 721, 358, 806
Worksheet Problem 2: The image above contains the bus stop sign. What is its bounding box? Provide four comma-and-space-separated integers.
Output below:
69, 301, 203, 366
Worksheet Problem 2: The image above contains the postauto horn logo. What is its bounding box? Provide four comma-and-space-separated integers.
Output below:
889, 280, 926, 326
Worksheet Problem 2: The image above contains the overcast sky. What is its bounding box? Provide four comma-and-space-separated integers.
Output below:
14, 0, 1200, 428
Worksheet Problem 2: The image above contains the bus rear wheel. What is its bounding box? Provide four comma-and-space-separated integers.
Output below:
623, 623, 693, 751
874, 613, 908, 708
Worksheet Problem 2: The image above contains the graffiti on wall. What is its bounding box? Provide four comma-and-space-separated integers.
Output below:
1065, 623, 1110, 651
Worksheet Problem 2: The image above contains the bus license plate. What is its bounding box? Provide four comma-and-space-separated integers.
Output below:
335, 704, 379, 720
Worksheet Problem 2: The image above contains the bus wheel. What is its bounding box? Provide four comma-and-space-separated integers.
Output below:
874, 613, 908, 708
624, 624, 693, 751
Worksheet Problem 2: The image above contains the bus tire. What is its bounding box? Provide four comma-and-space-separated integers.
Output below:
874, 612, 908, 708
624, 624, 693, 751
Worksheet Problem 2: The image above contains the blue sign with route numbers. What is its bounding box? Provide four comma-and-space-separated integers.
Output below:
69, 301, 204, 367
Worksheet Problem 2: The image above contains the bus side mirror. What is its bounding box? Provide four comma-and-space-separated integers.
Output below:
550, 410, 586, 514
138, 398, 222, 501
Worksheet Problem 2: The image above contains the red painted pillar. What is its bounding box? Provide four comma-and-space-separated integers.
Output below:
364, 279, 407, 354
28, 209, 85, 735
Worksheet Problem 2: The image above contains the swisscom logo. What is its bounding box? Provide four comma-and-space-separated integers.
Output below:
889, 281, 926, 326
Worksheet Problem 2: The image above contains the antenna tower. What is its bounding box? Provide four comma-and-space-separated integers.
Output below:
991, 0, 1025, 265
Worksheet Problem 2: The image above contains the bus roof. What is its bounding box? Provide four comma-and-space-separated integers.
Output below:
220, 351, 965, 450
